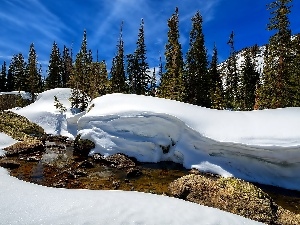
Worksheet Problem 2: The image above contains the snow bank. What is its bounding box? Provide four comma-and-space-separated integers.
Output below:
6, 89, 300, 190
82, 94, 300, 147
0, 168, 262, 225
78, 94, 300, 190
11, 88, 75, 138
0, 132, 18, 156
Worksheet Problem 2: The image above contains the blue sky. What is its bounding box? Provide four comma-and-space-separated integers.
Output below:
0, 0, 300, 73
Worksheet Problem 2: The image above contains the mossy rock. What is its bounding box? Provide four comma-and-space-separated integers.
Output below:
169, 174, 278, 224
0, 111, 45, 141
4, 140, 45, 156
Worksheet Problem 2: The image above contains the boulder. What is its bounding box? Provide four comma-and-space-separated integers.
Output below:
105, 153, 136, 169
4, 141, 45, 157
0, 159, 21, 169
169, 174, 278, 224
126, 168, 142, 178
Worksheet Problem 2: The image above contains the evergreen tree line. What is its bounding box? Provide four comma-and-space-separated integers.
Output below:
0, 0, 299, 110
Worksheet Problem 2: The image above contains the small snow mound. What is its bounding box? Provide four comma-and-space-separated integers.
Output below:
0, 132, 18, 156
11, 88, 75, 138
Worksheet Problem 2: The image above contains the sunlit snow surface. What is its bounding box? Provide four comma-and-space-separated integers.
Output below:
79, 93, 300, 190
11, 88, 75, 138
0, 168, 262, 225
0, 132, 18, 156
10, 88, 300, 190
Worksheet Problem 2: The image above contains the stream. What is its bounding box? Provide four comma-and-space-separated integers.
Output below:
2, 137, 300, 214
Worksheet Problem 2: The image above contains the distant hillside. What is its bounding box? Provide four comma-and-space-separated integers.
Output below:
218, 45, 265, 76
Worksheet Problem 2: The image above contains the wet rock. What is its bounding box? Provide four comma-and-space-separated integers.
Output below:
53, 181, 66, 188
0, 159, 21, 169
189, 168, 201, 175
169, 174, 279, 224
78, 160, 94, 169
4, 141, 45, 157
46, 135, 68, 143
126, 168, 142, 178
26, 156, 40, 162
91, 153, 105, 163
112, 181, 120, 190
73, 135, 95, 158
105, 153, 136, 169
68, 169, 88, 179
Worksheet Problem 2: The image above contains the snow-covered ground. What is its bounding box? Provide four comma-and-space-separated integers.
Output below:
11, 88, 75, 138
0, 166, 262, 225
10, 88, 300, 190
0, 132, 18, 156
0, 107, 263, 224
1, 87, 299, 224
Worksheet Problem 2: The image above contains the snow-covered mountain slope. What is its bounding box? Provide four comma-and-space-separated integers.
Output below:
218, 45, 265, 75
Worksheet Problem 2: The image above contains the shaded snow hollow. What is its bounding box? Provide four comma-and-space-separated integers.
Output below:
11, 88, 300, 190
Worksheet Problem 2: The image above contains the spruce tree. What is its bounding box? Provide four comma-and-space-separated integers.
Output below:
159, 7, 185, 101
26, 43, 42, 102
0, 61, 7, 92
157, 56, 164, 96
9, 53, 27, 92
110, 22, 127, 93
45, 41, 62, 89
126, 53, 138, 94
6, 66, 14, 92
70, 30, 92, 110
148, 67, 157, 96
126, 19, 150, 95
89, 61, 109, 99
61, 46, 73, 88
210, 45, 225, 109
257, 0, 292, 108
224, 31, 240, 110
240, 48, 260, 110
288, 34, 300, 106
184, 11, 210, 107
134, 19, 150, 95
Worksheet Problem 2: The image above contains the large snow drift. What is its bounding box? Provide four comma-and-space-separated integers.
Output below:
9, 88, 300, 190
0, 167, 262, 225
79, 94, 300, 190
11, 88, 76, 138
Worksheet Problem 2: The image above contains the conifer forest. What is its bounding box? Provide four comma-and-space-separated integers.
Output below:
0, 0, 299, 111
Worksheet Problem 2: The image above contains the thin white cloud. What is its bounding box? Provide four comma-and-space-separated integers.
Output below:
0, 0, 222, 70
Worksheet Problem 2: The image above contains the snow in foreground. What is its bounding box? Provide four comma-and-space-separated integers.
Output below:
0, 129, 261, 224
0, 167, 262, 225
0, 132, 18, 156
11, 88, 300, 190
